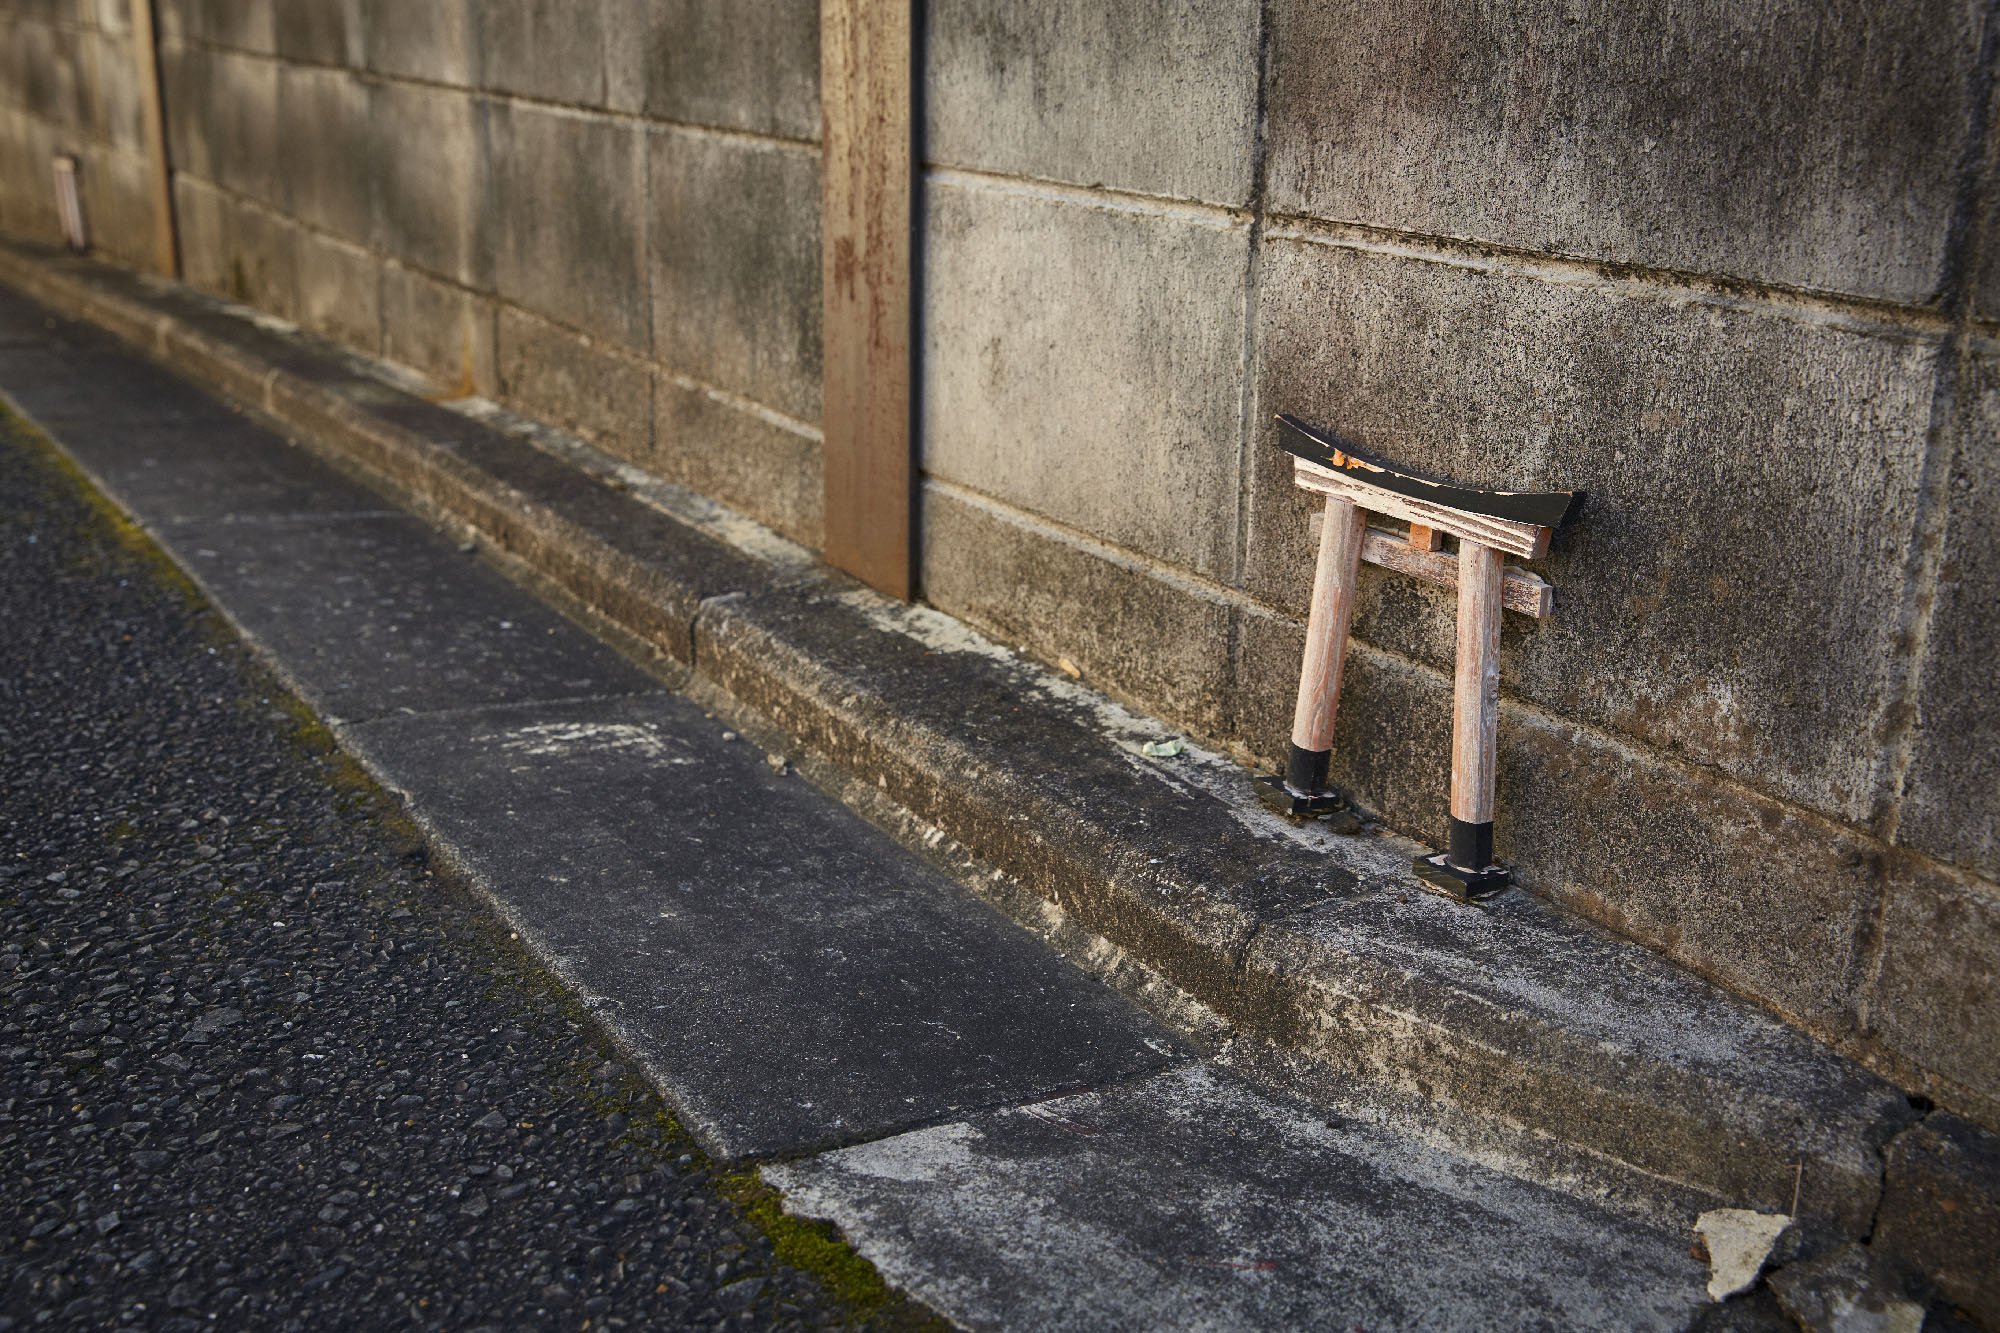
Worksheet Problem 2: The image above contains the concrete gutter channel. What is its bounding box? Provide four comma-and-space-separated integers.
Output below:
2, 241, 1993, 1328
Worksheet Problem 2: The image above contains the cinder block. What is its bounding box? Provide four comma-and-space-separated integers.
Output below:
1867, 863, 2000, 1122
172, 173, 230, 297
381, 264, 496, 399
1264, 0, 1981, 303
496, 306, 651, 460
487, 103, 649, 349
649, 128, 819, 422
642, 0, 818, 140
19, 20, 84, 128
370, 82, 488, 288
166, 0, 276, 53
0, 18, 22, 113
83, 30, 145, 152
361, 0, 474, 85
0, 108, 62, 243
176, 176, 300, 318
604, 0, 645, 114
923, 176, 1249, 578
80, 147, 154, 267
1249, 235, 1939, 827
923, 485, 1238, 741
1897, 352, 2000, 881
163, 45, 280, 205
479, 0, 611, 107
296, 228, 380, 354
652, 376, 822, 548
277, 66, 371, 242
273, 0, 361, 65
925, 0, 1259, 206
1235, 609, 1880, 1039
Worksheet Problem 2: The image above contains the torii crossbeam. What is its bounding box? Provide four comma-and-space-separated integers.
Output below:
1259, 413, 1582, 902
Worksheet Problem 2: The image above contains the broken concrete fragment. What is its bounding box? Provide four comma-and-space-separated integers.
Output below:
1768, 1244, 1925, 1333
1696, 1208, 1792, 1301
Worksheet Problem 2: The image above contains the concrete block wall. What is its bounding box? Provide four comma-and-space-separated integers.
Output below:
143, 0, 825, 546
1, 1, 1996, 1132
0, 0, 157, 269
916, 0, 2000, 1131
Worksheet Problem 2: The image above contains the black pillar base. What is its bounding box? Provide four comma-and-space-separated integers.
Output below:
1411, 851, 1511, 903
1253, 774, 1362, 832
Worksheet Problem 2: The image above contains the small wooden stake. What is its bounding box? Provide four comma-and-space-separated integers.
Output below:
1448, 541, 1504, 869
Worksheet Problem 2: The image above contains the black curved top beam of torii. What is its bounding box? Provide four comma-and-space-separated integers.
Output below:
1273, 413, 1584, 531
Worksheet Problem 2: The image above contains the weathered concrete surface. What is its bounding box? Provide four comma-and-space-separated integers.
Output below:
1897, 351, 2000, 881
643, 0, 820, 141
1235, 612, 1887, 1045
361, 0, 474, 85
1265, 0, 1982, 303
0, 108, 62, 245
495, 307, 653, 461
77, 147, 154, 270
0, 309, 231, 428
160, 44, 280, 205
1864, 859, 2000, 1126
1251, 234, 1939, 829
486, 104, 649, 350
181, 514, 655, 724
0, 402, 914, 1331
923, 177, 1249, 578
277, 67, 373, 243
921, 484, 1238, 742
1872, 1114, 2000, 1322
652, 376, 823, 548
82, 29, 144, 151
477, 0, 617, 107
770, 1062, 1711, 1332
648, 129, 821, 423
1241, 865, 1909, 1231
176, 178, 301, 317
296, 229, 380, 354
923, 0, 1261, 206
380, 263, 496, 399
370, 82, 489, 289
0, 253, 1943, 1217
157, 0, 277, 53
1768, 1244, 1927, 1333
40, 412, 389, 524
693, 575, 1913, 1225
350, 693, 1184, 1160
272, 0, 361, 65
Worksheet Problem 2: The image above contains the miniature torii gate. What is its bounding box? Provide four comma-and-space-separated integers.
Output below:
1258, 414, 1581, 902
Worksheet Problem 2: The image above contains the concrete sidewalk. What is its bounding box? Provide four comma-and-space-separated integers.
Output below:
3, 263, 1988, 1330
0, 399, 926, 1329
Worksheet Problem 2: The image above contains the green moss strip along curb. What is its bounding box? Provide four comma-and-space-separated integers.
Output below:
0, 242, 1928, 1235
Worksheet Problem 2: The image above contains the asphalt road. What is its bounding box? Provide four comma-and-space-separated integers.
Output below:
0, 408, 927, 1330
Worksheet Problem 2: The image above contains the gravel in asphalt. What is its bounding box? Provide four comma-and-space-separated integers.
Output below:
0, 406, 934, 1330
